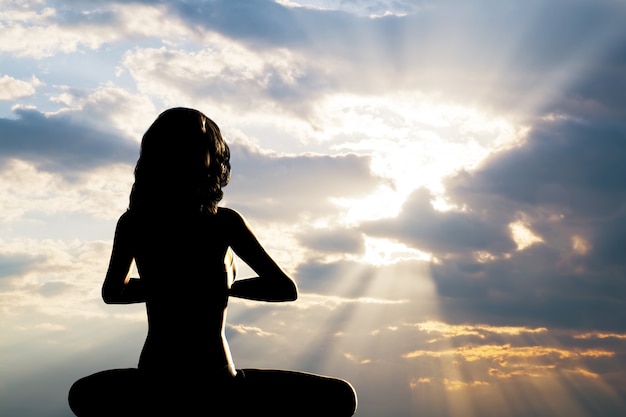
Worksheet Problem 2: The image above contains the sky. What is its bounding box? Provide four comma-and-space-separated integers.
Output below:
1, 0, 626, 416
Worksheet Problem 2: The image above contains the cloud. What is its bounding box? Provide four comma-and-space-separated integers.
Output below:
0, 159, 131, 223
296, 226, 365, 254
0, 252, 42, 285
450, 117, 626, 253
152, 0, 626, 115
0, 75, 43, 100
120, 36, 334, 121
228, 323, 276, 337
5, 0, 624, 118
0, 236, 136, 346
364, 188, 516, 255
385, 116, 626, 331
49, 84, 158, 141
356, 79, 626, 331
0, 2, 192, 58
408, 320, 548, 340
450, 117, 626, 218
277, 0, 425, 17
0, 108, 137, 175
225, 141, 383, 221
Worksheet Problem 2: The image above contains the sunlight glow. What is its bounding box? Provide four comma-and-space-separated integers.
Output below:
411, 320, 548, 339
509, 220, 543, 251
399, 318, 626, 417
574, 331, 626, 340
404, 344, 615, 361
473, 251, 499, 263
356, 236, 433, 266
571, 235, 591, 255
403, 329, 617, 391
315, 93, 528, 224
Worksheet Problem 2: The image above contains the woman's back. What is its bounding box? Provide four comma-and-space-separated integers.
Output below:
124, 208, 236, 374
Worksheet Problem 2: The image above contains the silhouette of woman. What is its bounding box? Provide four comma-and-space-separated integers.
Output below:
68, 108, 357, 416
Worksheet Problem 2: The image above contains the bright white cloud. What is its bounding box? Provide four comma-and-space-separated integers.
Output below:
0, 159, 131, 222
0, 237, 106, 312
50, 83, 157, 140
0, 75, 43, 100
121, 34, 307, 115
314, 93, 528, 222
358, 236, 432, 265
0, 3, 193, 58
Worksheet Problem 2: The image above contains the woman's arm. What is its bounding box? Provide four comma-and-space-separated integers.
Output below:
225, 209, 297, 302
102, 212, 146, 304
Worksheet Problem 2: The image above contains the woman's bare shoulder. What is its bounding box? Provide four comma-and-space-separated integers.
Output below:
215, 207, 253, 238
116, 209, 138, 227
216, 207, 245, 223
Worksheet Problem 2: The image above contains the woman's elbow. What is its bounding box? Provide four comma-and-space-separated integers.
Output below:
285, 281, 298, 301
101, 292, 114, 304
101, 286, 119, 304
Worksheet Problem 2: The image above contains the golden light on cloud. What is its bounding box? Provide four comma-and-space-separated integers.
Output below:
509, 220, 543, 250
571, 235, 591, 255
473, 250, 499, 263
403, 343, 614, 361
567, 368, 601, 379
344, 352, 372, 365
574, 331, 626, 340
399, 320, 620, 405
410, 377, 432, 389
410, 320, 547, 339
442, 379, 490, 391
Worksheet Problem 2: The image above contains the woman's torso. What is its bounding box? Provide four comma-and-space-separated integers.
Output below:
127, 208, 236, 375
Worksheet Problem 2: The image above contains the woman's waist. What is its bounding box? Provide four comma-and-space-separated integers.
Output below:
139, 338, 234, 372
137, 361, 238, 384
142, 330, 228, 350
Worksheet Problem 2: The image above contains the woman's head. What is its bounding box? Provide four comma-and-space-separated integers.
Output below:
130, 107, 231, 214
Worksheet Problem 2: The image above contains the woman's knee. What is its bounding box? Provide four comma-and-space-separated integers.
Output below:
68, 376, 92, 416
334, 378, 358, 416
68, 369, 141, 416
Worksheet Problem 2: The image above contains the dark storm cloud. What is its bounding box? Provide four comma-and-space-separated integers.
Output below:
364, 115, 626, 331
364, 187, 516, 255
226, 141, 384, 221
452, 119, 626, 207
0, 108, 136, 175
449, 117, 626, 262
431, 245, 626, 331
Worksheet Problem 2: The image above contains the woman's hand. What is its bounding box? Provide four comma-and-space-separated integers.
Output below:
225, 208, 297, 302
229, 276, 297, 302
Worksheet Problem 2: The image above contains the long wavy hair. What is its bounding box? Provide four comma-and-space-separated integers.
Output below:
129, 108, 231, 214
